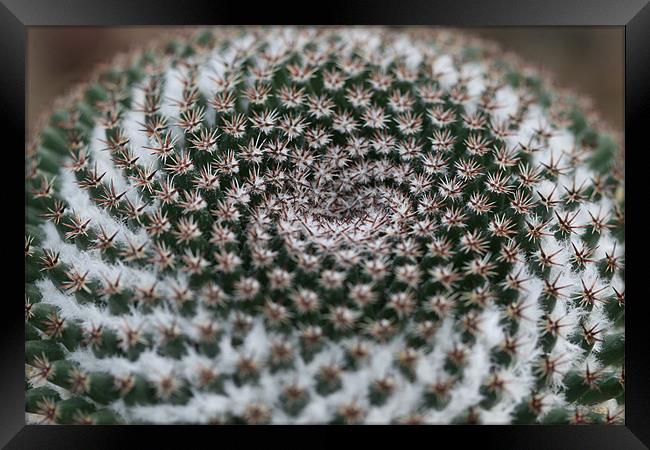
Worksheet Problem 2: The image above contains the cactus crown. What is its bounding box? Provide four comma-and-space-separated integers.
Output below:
25, 27, 624, 425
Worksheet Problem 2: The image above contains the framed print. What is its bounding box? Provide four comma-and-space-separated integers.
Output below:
3, 0, 648, 447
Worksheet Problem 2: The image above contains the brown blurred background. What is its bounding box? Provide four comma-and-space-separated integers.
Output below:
27, 26, 623, 134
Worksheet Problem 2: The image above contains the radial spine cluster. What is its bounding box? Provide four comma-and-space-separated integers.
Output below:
25, 27, 625, 424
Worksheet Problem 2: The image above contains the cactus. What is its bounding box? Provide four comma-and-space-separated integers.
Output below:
24, 27, 624, 425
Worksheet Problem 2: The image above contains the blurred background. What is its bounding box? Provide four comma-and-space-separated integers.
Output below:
27, 26, 623, 134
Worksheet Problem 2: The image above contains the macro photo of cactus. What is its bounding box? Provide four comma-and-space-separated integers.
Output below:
24, 26, 624, 425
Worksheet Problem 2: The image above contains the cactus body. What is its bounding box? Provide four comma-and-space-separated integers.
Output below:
25, 27, 624, 424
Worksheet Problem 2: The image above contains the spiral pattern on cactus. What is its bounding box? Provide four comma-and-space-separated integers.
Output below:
25, 27, 625, 425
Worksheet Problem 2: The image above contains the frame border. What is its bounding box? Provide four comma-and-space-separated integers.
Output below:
4, 0, 648, 448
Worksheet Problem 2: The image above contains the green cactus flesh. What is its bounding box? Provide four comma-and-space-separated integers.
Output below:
24, 27, 624, 424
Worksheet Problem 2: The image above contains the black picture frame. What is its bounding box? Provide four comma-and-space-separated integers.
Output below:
4, 0, 648, 448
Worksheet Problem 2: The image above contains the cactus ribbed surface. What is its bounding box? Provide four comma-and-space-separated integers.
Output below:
25, 27, 624, 424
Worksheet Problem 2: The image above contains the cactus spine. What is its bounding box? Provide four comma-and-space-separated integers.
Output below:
25, 27, 624, 424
